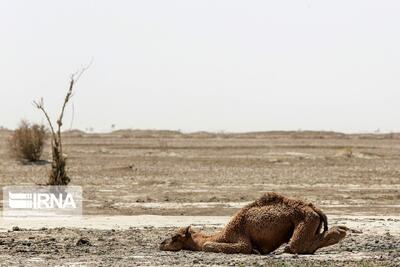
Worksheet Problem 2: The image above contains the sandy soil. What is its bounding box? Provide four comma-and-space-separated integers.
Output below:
0, 130, 400, 266
0, 216, 399, 266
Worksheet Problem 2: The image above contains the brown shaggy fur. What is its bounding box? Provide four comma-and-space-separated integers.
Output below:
160, 192, 347, 254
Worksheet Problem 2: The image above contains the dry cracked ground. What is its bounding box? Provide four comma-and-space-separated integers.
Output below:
0, 129, 399, 266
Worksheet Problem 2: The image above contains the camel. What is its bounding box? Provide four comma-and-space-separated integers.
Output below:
160, 192, 347, 254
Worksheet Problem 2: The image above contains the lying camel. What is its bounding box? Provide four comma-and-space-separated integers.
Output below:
160, 192, 347, 254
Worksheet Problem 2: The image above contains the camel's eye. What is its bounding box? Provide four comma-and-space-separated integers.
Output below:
172, 235, 179, 241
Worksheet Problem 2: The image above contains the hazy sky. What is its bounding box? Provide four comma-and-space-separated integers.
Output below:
1, 0, 399, 133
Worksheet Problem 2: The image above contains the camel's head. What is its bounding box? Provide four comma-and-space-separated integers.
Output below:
159, 226, 197, 251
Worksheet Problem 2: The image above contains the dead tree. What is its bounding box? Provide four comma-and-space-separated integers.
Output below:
33, 66, 89, 185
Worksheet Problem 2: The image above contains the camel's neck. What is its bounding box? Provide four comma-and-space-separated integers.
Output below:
190, 230, 224, 250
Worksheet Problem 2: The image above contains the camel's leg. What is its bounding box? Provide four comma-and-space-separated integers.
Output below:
284, 214, 347, 254
202, 239, 252, 254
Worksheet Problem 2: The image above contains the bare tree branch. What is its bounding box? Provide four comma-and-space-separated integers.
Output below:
58, 61, 92, 130
72, 59, 93, 83
57, 78, 74, 130
56, 63, 91, 155
33, 98, 57, 142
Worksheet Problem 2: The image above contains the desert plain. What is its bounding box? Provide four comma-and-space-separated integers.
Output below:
0, 129, 399, 266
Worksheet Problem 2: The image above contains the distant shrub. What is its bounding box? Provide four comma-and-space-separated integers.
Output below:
8, 120, 47, 162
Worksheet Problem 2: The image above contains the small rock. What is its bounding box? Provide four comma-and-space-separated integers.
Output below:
76, 237, 91, 246
12, 226, 21, 231
21, 241, 31, 246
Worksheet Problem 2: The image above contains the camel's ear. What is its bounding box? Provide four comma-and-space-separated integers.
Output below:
184, 226, 191, 238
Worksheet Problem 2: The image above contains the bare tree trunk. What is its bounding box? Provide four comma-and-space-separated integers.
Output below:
33, 65, 90, 185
